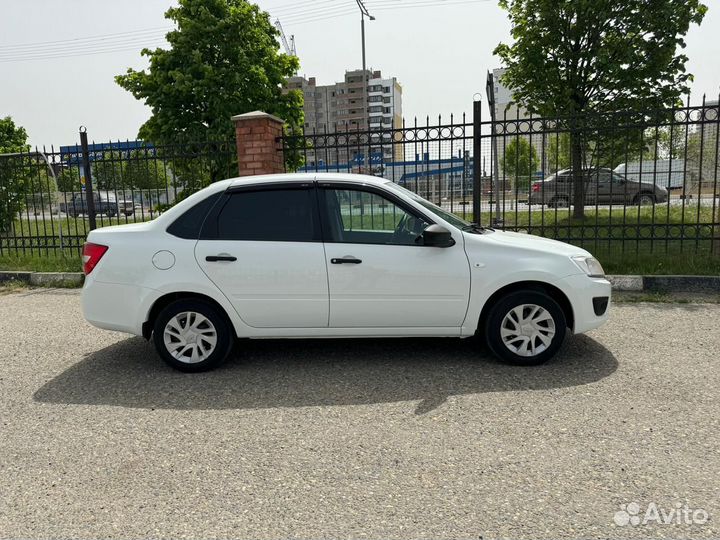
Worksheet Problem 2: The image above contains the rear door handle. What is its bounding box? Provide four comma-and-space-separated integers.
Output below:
331, 256, 362, 264
206, 255, 237, 262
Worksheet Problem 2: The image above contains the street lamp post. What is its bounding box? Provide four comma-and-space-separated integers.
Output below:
356, 0, 373, 172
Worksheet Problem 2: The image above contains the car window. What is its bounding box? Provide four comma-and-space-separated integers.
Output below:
216, 188, 317, 242
590, 170, 612, 183
384, 182, 470, 229
167, 192, 222, 239
323, 188, 429, 245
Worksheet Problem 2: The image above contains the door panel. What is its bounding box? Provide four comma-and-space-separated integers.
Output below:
194, 185, 329, 328
320, 186, 470, 328
325, 243, 470, 327
195, 241, 329, 328
592, 170, 614, 204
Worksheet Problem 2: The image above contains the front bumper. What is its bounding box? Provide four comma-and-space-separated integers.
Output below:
555, 273, 612, 334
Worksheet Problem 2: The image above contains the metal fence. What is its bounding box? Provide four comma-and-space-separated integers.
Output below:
1, 100, 719, 259
0, 131, 235, 256
281, 98, 720, 257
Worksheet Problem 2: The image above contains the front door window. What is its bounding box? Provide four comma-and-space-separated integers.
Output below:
322, 188, 429, 245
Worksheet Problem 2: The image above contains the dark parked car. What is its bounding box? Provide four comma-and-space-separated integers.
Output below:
528, 168, 668, 207
60, 191, 135, 217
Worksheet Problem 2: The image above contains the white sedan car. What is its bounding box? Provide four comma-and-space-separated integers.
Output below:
81, 173, 610, 372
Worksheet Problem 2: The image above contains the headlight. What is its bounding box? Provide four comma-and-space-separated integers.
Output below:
571, 255, 605, 277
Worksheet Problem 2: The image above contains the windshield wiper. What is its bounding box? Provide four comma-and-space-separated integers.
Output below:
461, 224, 492, 234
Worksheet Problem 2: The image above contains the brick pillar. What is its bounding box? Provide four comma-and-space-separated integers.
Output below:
232, 111, 285, 177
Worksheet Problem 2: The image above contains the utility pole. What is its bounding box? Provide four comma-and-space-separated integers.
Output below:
486, 71, 503, 228
356, 0, 374, 172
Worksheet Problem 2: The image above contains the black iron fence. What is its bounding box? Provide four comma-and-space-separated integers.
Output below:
1, 99, 719, 260
0, 132, 235, 256
281, 98, 720, 257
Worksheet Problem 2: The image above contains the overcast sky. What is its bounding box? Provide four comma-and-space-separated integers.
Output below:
2, 0, 719, 148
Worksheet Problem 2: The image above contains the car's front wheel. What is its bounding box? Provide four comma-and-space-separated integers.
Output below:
549, 195, 569, 208
153, 299, 234, 372
484, 290, 567, 366
634, 193, 655, 206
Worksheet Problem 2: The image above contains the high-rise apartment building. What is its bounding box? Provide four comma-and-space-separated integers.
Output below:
491, 67, 547, 176
285, 69, 403, 167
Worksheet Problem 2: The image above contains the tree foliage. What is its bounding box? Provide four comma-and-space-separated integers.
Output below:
548, 132, 571, 172
0, 117, 30, 232
91, 150, 126, 190
502, 137, 538, 187
56, 166, 83, 192
495, 0, 707, 217
115, 0, 303, 189
124, 150, 171, 190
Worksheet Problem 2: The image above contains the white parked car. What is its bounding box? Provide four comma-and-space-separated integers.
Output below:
82, 173, 610, 372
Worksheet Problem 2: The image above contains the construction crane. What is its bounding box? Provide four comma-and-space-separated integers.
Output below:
274, 19, 296, 58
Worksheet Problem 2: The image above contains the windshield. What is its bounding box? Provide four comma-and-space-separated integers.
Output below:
384, 182, 471, 229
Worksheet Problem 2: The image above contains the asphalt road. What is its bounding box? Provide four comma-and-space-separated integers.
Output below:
1, 289, 719, 539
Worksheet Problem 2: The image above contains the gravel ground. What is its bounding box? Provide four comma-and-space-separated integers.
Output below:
0, 288, 719, 539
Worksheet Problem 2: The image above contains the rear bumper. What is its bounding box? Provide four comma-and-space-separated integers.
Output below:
82, 275, 156, 336
555, 273, 612, 334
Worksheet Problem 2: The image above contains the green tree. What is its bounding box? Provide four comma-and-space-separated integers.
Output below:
502, 137, 538, 190
495, 0, 707, 218
91, 150, 126, 191
56, 166, 83, 193
548, 132, 571, 172
115, 0, 303, 191
0, 117, 31, 232
124, 150, 171, 190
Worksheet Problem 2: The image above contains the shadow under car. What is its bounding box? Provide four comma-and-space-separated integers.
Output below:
34, 334, 617, 415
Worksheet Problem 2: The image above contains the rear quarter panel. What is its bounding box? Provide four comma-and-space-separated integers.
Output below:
87, 226, 252, 337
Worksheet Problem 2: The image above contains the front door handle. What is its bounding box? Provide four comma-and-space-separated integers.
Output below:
331, 256, 362, 264
206, 254, 237, 262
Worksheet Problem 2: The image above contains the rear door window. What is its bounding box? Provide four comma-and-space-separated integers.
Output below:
214, 188, 319, 242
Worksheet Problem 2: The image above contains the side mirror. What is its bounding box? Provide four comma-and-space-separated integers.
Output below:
423, 224, 455, 248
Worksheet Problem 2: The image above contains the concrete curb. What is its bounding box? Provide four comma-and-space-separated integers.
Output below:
606, 275, 644, 292
0, 271, 718, 293
0, 271, 84, 287
29, 272, 84, 287
643, 275, 720, 294
609, 275, 720, 293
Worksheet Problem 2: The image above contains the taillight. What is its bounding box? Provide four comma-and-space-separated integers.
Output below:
531, 182, 541, 192
82, 242, 108, 275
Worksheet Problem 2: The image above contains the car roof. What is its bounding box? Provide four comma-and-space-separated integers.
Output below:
155, 172, 396, 228
554, 168, 614, 175
228, 172, 389, 189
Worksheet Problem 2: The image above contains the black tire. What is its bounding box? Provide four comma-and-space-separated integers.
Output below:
550, 195, 569, 208
484, 290, 567, 366
634, 193, 655, 206
152, 299, 234, 372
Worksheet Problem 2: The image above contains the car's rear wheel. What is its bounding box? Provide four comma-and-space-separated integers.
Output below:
484, 290, 567, 366
153, 299, 234, 372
